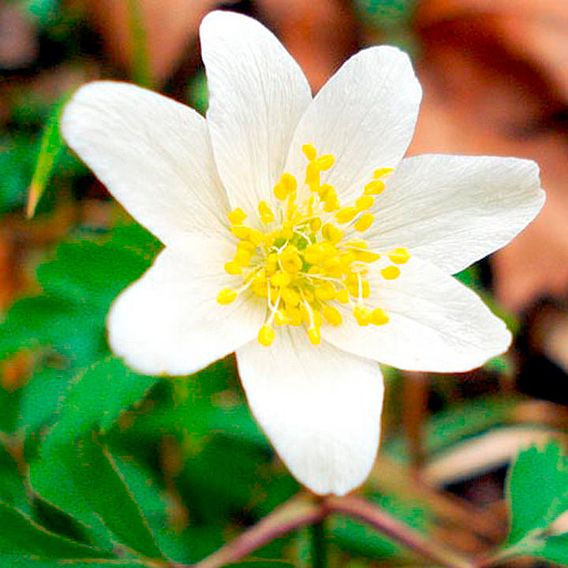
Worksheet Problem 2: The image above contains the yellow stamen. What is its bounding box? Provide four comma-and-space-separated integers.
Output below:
258, 201, 275, 224
258, 325, 275, 346
381, 266, 401, 280
218, 145, 403, 345
364, 180, 385, 195
335, 206, 358, 224
217, 289, 237, 305
354, 213, 374, 232
388, 247, 410, 264
228, 208, 247, 225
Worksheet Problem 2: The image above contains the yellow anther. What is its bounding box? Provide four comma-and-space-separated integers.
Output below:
319, 184, 335, 200
305, 162, 320, 191
238, 241, 256, 252
274, 173, 297, 200
304, 244, 323, 265
323, 195, 340, 213
258, 325, 276, 346
228, 208, 247, 225
224, 261, 242, 275
315, 282, 337, 301
381, 265, 401, 280
307, 326, 321, 345
282, 173, 297, 193
247, 229, 265, 246
322, 305, 343, 326
280, 222, 294, 240
302, 144, 317, 161
282, 287, 301, 306
323, 255, 341, 271
252, 282, 267, 297
335, 206, 358, 224
234, 248, 252, 266
354, 213, 374, 232
354, 249, 381, 263
280, 247, 302, 273
219, 145, 398, 346
310, 218, 322, 232
322, 223, 344, 244
364, 180, 386, 195
355, 195, 375, 211
217, 289, 237, 305
274, 310, 289, 326
231, 225, 250, 240
371, 308, 389, 326
258, 201, 275, 224
388, 247, 410, 264
287, 307, 303, 326
337, 289, 350, 303
315, 154, 335, 170
354, 305, 372, 326
271, 271, 291, 288
373, 167, 394, 178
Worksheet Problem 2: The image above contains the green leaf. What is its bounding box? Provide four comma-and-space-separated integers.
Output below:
506, 441, 568, 546
36, 236, 155, 310
6, 561, 146, 568
0, 443, 28, 510
0, 295, 101, 364
27, 96, 69, 217
46, 356, 158, 446
30, 438, 165, 560
0, 501, 111, 559
0, 134, 38, 214
333, 493, 429, 560
534, 533, 568, 565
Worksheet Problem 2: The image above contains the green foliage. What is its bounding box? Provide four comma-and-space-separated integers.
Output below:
502, 441, 568, 564
31, 438, 164, 559
333, 493, 429, 560
354, 0, 416, 27
0, 134, 39, 215
44, 356, 158, 446
0, 501, 111, 560
27, 96, 69, 217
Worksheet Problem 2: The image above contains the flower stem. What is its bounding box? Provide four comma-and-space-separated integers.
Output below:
326, 495, 475, 568
189, 494, 325, 568
311, 517, 328, 568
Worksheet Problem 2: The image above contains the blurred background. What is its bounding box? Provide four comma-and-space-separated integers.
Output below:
2, 0, 568, 566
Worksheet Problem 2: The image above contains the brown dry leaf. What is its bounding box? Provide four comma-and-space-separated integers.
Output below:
256, 0, 359, 91
411, 4, 568, 311
84, 0, 218, 84
0, 2, 38, 70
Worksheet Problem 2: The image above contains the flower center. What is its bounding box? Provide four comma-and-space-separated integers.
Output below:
216, 144, 410, 347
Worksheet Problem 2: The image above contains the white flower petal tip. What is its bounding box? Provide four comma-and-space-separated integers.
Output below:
200, 9, 311, 212
237, 333, 384, 496
61, 81, 228, 247
285, 45, 422, 205
368, 155, 546, 274
107, 245, 263, 377
322, 257, 513, 373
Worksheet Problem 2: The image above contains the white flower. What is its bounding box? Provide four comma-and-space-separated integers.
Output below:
61, 10, 544, 496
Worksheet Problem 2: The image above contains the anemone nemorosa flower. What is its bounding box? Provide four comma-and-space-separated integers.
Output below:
62, 10, 545, 495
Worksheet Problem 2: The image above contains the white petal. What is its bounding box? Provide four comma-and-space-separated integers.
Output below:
322, 257, 511, 372
62, 81, 228, 247
285, 46, 421, 203
200, 11, 312, 212
108, 240, 263, 376
236, 330, 383, 496
368, 154, 545, 274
